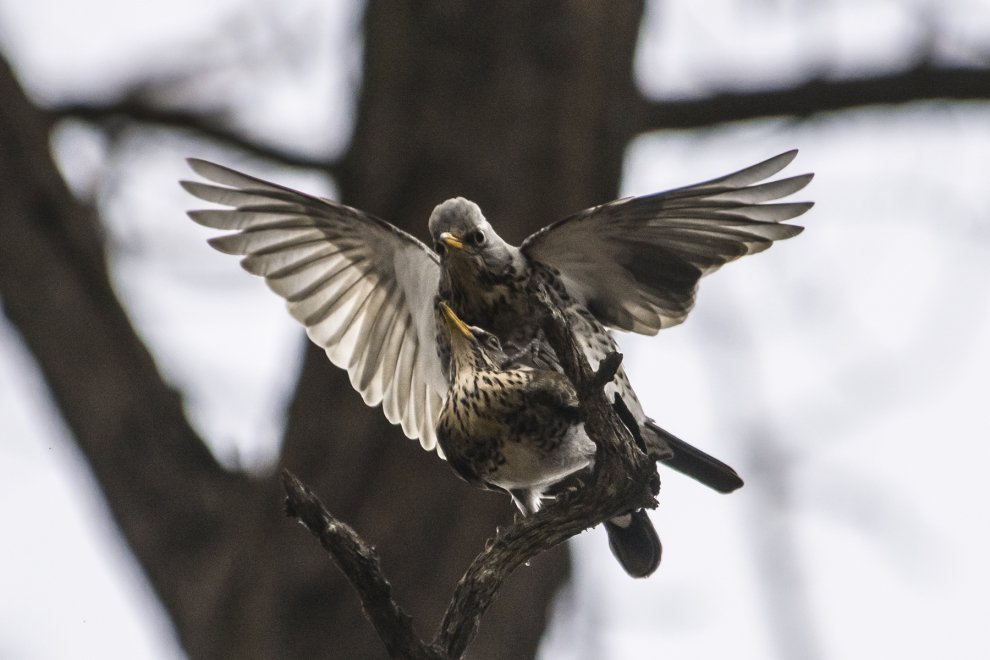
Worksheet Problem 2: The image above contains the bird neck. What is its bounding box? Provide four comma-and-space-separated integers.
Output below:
449, 344, 495, 381
439, 253, 529, 329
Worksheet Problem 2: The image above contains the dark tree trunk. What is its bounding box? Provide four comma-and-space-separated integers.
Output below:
0, 2, 644, 658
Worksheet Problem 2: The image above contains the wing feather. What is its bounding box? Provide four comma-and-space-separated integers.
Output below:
381, 316, 411, 425
521, 151, 813, 333
183, 159, 446, 449
354, 286, 402, 401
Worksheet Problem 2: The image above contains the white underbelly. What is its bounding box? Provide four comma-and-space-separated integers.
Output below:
487, 425, 595, 491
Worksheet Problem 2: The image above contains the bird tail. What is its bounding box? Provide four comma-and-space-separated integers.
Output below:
604, 510, 662, 578
645, 421, 744, 493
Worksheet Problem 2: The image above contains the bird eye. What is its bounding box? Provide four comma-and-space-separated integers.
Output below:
485, 335, 501, 351
469, 229, 486, 246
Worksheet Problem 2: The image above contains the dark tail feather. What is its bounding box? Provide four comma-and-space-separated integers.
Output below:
604, 510, 662, 578
646, 421, 744, 493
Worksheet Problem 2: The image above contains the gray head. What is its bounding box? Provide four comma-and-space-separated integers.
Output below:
428, 197, 520, 279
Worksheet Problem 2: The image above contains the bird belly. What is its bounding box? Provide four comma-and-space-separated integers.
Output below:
485, 425, 595, 492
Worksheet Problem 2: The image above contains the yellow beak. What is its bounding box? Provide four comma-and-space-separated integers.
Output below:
439, 302, 473, 339
439, 232, 464, 250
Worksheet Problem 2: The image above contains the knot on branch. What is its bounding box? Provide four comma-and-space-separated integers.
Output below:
587, 350, 623, 396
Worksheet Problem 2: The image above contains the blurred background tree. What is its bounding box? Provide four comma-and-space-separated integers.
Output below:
1, 1, 989, 659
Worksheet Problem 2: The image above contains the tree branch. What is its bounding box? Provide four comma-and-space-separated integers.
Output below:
281, 284, 658, 659
640, 63, 990, 130
281, 470, 440, 660
51, 98, 344, 174
48, 63, 990, 176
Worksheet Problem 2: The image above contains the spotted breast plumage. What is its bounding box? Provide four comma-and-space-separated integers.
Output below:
435, 301, 661, 577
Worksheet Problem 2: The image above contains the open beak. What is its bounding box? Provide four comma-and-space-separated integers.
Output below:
439, 232, 464, 250
440, 302, 472, 339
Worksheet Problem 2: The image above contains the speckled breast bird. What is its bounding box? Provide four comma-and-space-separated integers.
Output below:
181, 150, 812, 491
435, 301, 661, 577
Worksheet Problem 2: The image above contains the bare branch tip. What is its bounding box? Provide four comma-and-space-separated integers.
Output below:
280, 468, 306, 514
591, 351, 623, 388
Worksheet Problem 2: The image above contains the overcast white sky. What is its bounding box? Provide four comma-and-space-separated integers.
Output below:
1, 1, 989, 659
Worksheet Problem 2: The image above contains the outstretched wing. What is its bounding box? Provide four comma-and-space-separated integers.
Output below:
520, 150, 814, 334
182, 159, 446, 450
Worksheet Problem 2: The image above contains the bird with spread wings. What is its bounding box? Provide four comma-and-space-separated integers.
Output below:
182, 151, 812, 493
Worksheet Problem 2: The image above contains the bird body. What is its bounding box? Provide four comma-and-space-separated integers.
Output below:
435, 302, 660, 576
435, 302, 593, 513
